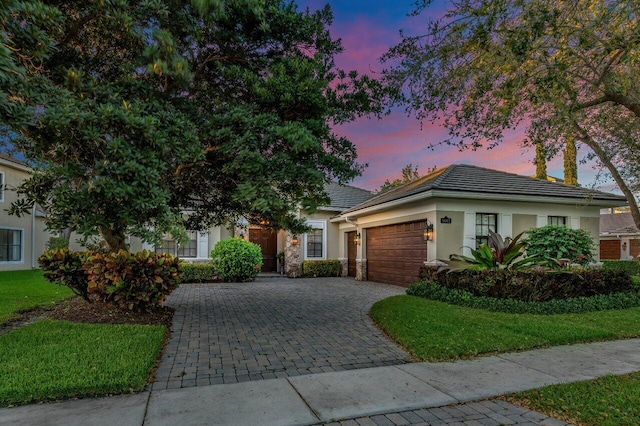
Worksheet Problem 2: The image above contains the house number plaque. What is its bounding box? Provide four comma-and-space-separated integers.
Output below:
440, 216, 452, 224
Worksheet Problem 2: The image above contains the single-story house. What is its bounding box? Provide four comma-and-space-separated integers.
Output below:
0, 154, 54, 271
600, 208, 640, 259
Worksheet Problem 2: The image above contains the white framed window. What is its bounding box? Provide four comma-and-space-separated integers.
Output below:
304, 220, 327, 260
548, 216, 567, 226
0, 171, 4, 202
0, 227, 24, 263
155, 231, 201, 258
475, 213, 498, 246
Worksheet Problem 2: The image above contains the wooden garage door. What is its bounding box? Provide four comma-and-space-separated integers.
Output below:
600, 240, 621, 260
366, 221, 427, 287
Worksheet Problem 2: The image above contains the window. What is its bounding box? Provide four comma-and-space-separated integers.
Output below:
475, 213, 498, 246
0, 228, 22, 262
304, 220, 326, 259
0, 171, 4, 202
155, 231, 197, 258
548, 216, 567, 226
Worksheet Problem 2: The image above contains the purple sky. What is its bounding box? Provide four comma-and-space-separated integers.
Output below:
298, 0, 613, 193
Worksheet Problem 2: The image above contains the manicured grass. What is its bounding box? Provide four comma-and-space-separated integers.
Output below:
371, 295, 640, 361
0, 270, 73, 323
507, 373, 640, 426
0, 320, 166, 406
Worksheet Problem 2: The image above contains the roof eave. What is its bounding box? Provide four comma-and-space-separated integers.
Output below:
0, 157, 31, 173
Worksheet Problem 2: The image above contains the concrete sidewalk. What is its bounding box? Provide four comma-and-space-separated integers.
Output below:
2, 338, 639, 425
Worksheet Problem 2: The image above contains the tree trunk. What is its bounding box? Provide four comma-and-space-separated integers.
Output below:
534, 140, 547, 180
563, 135, 578, 186
100, 227, 127, 252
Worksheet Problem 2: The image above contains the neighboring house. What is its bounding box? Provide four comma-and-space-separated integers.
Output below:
326, 164, 627, 287
0, 154, 54, 271
600, 208, 640, 260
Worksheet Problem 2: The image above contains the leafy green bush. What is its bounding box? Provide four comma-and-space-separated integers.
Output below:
47, 236, 69, 250
603, 260, 640, 276
210, 238, 262, 282
85, 250, 180, 312
524, 225, 595, 265
179, 263, 220, 283
38, 249, 90, 301
302, 260, 341, 277
407, 280, 640, 314
419, 265, 633, 302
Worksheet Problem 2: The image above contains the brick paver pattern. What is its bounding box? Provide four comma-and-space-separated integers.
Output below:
154, 277, 411, 390
322, 400, 573, 426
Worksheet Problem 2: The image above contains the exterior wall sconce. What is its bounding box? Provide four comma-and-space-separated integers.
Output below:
423, 221, 434, 241
291, 235, 299, 246
622, 242, 628, 251
354, 232, 361, 245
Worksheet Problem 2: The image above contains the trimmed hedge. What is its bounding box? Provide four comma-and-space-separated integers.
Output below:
419, 265, 633, 302
407, 280, 640, 315
211, 238, 262, 282
302, 260, 341, 277
603, 260, 640, 276
179, 263, 220, 283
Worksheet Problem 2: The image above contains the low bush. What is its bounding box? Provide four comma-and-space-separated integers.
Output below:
419, 265, 633, 302
85, 250, 180, 312
38, 249, 90, 301
211, 238, 262, 282
603, 260, 640, 276
302, 260, 341, 277
179, 263, 220, 283
407, 280, 640, 314
47, 236, 69, 250
524, 226, 595, 265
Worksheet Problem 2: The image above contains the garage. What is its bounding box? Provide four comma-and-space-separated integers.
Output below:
366, 220, 427, 287
599, 240, 621, 260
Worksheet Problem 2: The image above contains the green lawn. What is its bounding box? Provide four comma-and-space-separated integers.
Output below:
0, 270, 73, 323
0, 320, 166, 406
371, 295, 640, 361
507, 373, 640, 426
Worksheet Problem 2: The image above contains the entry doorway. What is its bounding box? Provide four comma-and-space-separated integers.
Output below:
249, 229, 278, 272
347, 231, 357, 277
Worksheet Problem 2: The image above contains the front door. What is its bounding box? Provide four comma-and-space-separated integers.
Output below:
249, 229, 278, 272
347, 231, 357, 277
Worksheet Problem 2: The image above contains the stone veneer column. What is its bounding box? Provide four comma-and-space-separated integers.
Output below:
284, 233, 302, 278
338, 258, 348, 277
355, 258, 367, 281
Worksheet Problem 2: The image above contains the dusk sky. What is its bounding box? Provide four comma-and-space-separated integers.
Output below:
297, 0, 613, 193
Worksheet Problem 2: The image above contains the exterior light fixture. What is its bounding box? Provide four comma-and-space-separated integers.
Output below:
622, 242, 628, 251
423, 221, 434, 241
354, 232, 361, 245
291, 235, 299, 246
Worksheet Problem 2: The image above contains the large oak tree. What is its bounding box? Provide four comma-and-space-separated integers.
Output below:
383, 0, 640, 227
1, 0, 382, 251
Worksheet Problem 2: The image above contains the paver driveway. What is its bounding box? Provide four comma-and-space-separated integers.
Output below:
153, 276, 411, 390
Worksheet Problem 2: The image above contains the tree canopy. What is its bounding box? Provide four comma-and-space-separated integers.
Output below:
379, 163, 421, 192
1, 0, 383, 251
383, 0, 640, 227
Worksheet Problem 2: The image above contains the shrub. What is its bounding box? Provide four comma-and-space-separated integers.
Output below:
302, 260, 341, 277
407, 280, 640, 315
85, 250, 180, 312
47, 237, 69, 250
603, 260, 640, 276
418, 265, 633, 302
179, 263, 220, 283
210, 238, 262, 282
524, 225, 595, 265
39, 249, 90, 301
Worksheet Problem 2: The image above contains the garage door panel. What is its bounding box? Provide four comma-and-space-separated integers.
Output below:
600, 240, 620, 260
367, 220, 427, 287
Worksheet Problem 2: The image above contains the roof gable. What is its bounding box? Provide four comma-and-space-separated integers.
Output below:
322, 182, 374, 212
600, 212, 639, 235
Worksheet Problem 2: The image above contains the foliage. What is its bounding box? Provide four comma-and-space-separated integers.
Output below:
382, 0, 640, 230
47, 236, 69, 250
38, 249, 90, 302
407, 280, 640, 315
302, 260, 341, 277
524, 226, 595, 265
210, 238, 262, 282
564, 135, 578, 186
0, 320, 165, 406
419, 266, 633, 302
1, 1, 384, 251
534, 141, 547, 180
370, 294, 640, 361
0, 270, 72, 324
379, 164, 420, 192
179, 263, 220, 283
85, 250, 179, 312
444, 231, 549, 271
603, 260, 640, 276
508, 373, 640, 426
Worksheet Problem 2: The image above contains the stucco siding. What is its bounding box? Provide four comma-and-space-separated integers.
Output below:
512, 214, 537, 236
435, 211, 464, 261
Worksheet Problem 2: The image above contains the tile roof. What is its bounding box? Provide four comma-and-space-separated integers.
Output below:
322, 182, 374, 212
342, 164, 627, 215
600, 212, 639, 235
